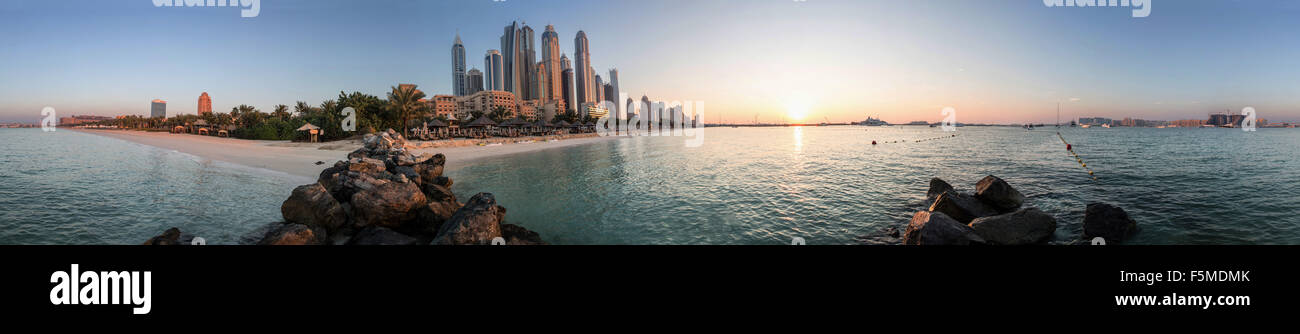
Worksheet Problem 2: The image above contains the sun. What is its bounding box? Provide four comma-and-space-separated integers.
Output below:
785, 99, 811, 122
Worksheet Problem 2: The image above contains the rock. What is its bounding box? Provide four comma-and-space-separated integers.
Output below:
413, 164, 443, 182
903, 211, 984, 245
926, 178, 954, 203
429, 176, 452, 188
346, 226, 420, 245
928, 190, 998, 224
393, 166, 421, 185
432, 193, 505, 245
411, 153, 435, 165
1082, 203, 1138, 242
855, 227, 902, 245
969, 207, 1057, 245
416, 184, 461, 235
348, 157, 387, 174
974, 175, 1024, 212
347, 148, 368, 159
501, 224, 547, 245
257, 223, 325, 245
350, 181, 428, 229
143, 227, 182, 245
281, 183, 348, 233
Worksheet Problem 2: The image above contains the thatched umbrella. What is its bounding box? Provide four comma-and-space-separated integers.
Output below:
427, 119, 449, 139
463, 117, 498, 138
296, 122, 321, 142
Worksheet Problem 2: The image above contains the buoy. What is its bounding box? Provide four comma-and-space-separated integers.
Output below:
1066, 144, 1072, 151
872, 140, 877, 145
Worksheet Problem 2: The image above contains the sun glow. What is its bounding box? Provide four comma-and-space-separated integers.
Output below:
785, 96, 812, 122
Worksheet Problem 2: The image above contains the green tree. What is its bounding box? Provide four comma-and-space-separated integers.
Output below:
387, 84, 426, 137
272, 104, 290, 120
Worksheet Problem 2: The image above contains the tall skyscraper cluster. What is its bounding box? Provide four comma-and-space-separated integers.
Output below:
448, 21, 620, 119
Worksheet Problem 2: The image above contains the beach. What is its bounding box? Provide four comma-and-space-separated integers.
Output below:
74, 129, 615, 179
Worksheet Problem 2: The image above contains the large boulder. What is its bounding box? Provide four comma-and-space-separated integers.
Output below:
432, 193, 506, 245
143, 227, 192, 245
974, 175, 1024, 212
903, 211, 984, 245
346, 226, 420, 245
501, 224, 547, 245
969, 207, 1057, 245
348, 157, 387, 174
1082, 203, 1138, 242
350, 181, 428, 229
281, 183, 348, 233
257, 223, 325, 245
928, 190, 998, 224
926, 178, 954, 203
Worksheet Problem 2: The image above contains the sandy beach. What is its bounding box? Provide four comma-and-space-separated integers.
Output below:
75, 129, 615, 179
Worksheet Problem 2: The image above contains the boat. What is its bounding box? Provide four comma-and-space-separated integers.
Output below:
1102, 124, 1111, 128
1080, 124, 1091, 128
860, 116, 889, 126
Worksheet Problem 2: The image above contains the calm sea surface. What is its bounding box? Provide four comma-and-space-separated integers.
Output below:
2, 126, 1298, 245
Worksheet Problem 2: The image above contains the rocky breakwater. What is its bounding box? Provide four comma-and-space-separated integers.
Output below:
903, 175, 1140, 245
144, 129, 546, 246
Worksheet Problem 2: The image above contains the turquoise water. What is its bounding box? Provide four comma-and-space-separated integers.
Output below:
2, 126, 1298, 245
0, 129, 306, 244
446, 126, 1300, 245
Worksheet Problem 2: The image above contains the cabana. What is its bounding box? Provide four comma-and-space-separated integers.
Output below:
555, 120, 573, 134
530, 119, 553, 136
171, 125, 186, 134
296, 123, 321, 142
498, 117, 528, 137
193, 119, 211, 135
461, 117, 498, 139
427, 119, 450, 140
216, 129, 229, 137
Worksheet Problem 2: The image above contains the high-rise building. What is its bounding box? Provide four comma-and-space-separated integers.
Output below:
451, 34, 467, 96
484, 50, 503, 91
561, 54, 573, 112
466, 68, 484, 95
197, 92, 212, 115
595, 74, 605, 103
534, 63, 548, 102
151, 99, 167, 118
539, 25, 564, 102
518, 24, 537, 100
607, 69, 620, 115
574, 31, 594, 108
500, 21, 520, 95
603, 83, 614, 108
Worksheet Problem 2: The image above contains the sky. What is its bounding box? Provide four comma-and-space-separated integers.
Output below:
2, 0, 1300, 124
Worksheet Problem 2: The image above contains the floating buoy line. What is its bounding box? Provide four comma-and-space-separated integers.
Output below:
871, 133, 958, 145
1058, 132, 1097, 181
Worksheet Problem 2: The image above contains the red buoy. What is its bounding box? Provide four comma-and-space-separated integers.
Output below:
872, 140, 877, 145
1066, 144, 1072, 151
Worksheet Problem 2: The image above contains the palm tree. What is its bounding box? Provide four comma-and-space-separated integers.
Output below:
387, 84, 426, 137
272, 104, 290, 120
489, 106, 510, 122
294, 101, 314, 117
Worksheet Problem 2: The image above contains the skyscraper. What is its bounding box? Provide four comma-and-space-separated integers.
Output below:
466, 68, 484, 95
197, 92, 212, 115
518, 24, 537, 100
607, 69, 620, 115
500, 21, 519, 95
151, 99, 167, 118
451, 34, 467, 96
561, 54, 573, 113
540, 25, 564, 102
595, 74, 605, 104
574, 30, 594, 112
484, 50, 503, 91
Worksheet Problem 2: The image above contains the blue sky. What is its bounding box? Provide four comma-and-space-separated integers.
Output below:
3, 0, 1300, 123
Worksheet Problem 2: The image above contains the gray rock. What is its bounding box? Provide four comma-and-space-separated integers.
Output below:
927, 178, 954, 203
281, 183, 348, 233
969, 207, 1057, 245
350, 181, 428, 229
143, 227, 183, 245
903, 211, 984, 245
974, 175, 1024, 212
257, 223, 325, 245
501, 223, 547, 245
928, 189, 998, 224
432, 193, 505, 245
1082, 203, 1138, 243
348, 157, 387, 174
346, 226, 420, 245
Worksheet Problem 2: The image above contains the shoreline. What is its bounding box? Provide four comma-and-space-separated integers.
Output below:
72, 129, 615, 179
